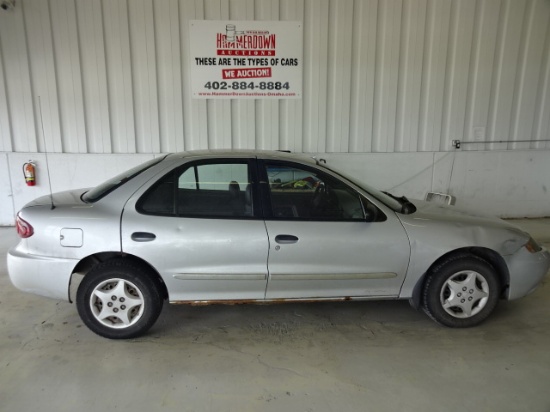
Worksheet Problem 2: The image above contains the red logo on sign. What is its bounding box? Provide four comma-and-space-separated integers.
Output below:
222, 67, 272, 79
217, 50, 275, 56
216, 25, 276, 57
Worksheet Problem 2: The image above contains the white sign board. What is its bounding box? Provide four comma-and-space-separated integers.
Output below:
189, 20, 302, 99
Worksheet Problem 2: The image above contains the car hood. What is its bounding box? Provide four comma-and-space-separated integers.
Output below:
408, 200, 516, 228
23, 188, 89, 208
396, 200, 529, 256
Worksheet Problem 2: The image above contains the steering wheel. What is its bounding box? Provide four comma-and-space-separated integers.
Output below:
312, 182, 327, 209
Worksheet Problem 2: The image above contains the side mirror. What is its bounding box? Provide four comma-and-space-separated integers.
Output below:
400, 201, 417, 215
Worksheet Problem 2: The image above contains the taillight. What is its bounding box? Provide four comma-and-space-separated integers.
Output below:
15, 214, 34, 238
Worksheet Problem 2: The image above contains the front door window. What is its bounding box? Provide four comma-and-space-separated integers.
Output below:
264, 163, 365, 220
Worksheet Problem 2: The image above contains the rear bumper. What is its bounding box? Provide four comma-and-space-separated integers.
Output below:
7, 247, 77, 301
505, 246, 550, 300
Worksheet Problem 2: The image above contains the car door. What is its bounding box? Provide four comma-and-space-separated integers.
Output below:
260, 160, 410, 299
121, 158, 270, 302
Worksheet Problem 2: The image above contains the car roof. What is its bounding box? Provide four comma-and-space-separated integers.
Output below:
167, 149, 320, 166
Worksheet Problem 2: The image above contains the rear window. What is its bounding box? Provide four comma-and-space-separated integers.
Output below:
82, 156, 166, 203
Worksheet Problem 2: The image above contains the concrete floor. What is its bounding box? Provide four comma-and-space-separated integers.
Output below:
1, 219, 549, 412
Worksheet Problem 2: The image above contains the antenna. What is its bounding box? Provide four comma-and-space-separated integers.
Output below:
38, 96, 55, 210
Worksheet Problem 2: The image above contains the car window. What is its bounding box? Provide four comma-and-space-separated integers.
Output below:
83, 156, 166, 203
264, 163, 366, 221
138, 161, 254, 218
318, 164, 403, 212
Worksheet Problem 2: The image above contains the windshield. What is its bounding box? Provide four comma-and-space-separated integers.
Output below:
82, 156, 166, 203
319, 164, 403, 211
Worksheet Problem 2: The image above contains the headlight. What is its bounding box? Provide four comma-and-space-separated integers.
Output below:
525, 237, 542, 253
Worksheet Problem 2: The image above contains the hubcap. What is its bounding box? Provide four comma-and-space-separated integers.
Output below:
440, 270, 489, 318
89, 278, 145, 329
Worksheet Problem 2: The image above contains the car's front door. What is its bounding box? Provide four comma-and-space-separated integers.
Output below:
121, 158, 269, 302
260, 160, 410, 299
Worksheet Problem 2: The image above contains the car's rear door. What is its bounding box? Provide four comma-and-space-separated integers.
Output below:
260, 160, 410, 299
121, 157, 269, 302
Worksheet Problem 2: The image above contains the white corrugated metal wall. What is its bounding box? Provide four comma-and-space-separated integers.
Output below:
1, 0, 549, 155
1, 0, 550, 225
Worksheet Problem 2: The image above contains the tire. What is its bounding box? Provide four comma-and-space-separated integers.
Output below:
422, 254, 501, 328
77, 259, 163, 339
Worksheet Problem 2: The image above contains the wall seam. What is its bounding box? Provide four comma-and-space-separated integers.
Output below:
6, 153, 16, 222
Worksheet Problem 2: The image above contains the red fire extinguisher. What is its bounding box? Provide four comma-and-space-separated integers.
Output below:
23, 161, 36, 186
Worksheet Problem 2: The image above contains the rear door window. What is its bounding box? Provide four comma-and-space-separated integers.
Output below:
138, 160, 256, 218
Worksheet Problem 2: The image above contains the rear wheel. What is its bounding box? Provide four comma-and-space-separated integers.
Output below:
422, 254, 501, 327
77, 260, 163, 339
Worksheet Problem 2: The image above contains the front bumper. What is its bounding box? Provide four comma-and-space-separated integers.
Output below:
505, 246, 550, 300
7, 247, 77, 301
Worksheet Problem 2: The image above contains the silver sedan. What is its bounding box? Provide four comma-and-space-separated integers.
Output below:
7, 150, 550, 339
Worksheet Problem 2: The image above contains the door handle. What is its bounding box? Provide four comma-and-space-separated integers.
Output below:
131, 232, 156, 242
275, 234, 299, 244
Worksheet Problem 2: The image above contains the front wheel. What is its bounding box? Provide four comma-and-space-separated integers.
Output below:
422, 255, 501, 328
77, 260, 163, 339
